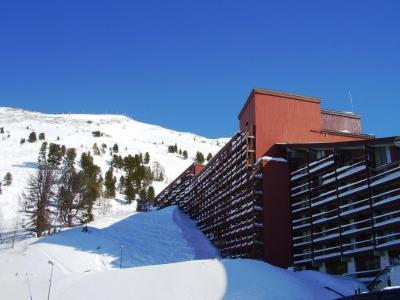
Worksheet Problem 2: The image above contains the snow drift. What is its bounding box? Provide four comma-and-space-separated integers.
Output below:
0, 206, 366, 299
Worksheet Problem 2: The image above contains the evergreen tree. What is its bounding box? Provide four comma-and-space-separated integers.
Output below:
38, 142, 48, 167
20, 138, 25, 145
92, 143, 100, 155
207, 152, 213, 161
60, 145, 66, 156
28, 132, 37, 143
104, 167, 116, 198
139, 188, 147, 200
124, 177, 136, 204
3, 172, 12, 186
23, 148, 57, 237
92, 131, 102, 137
38, 132, 45, 140
179, 149, 182, 155
119, 175, 125, 193
183, 150, 188, 159
58, 148, 85, 227
113, 143, 119, 153
79, 152, 102, 222
195, 151, 205, 164
147, 186, 155, 200
48, 143, 63, 167
144, 152, 150, 164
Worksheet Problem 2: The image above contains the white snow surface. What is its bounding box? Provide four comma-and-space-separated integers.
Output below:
0, 106, 227, 229
0, 206, 366, 300
0, 107, 368, 299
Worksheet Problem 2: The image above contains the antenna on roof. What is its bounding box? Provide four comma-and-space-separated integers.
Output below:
348, 90, 355, 112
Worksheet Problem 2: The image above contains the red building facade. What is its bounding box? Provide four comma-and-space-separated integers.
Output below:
155, 88, 378, 269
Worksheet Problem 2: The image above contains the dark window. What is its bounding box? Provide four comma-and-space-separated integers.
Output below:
374, 147, 388, 167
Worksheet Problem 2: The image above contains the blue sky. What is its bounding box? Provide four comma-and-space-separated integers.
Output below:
0, 0, 399, 138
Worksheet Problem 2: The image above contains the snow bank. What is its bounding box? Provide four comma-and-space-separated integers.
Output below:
0, 206, 366, 300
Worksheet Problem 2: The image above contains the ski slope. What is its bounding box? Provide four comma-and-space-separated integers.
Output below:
0, 106, 227, 229
0, 206, 366, 300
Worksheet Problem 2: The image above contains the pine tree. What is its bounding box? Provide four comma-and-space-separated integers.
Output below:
28, 132, 37, 143
48, 143, 63, 167
23, 148, 57, 237
3, 172, 12, 186
183, 150, 188, 159
124, 177, 136, 204
92, 143, 100, 155
60, 145, 66, 157
139, 188, 147, 200
104, 167, 116, 198
113, 143, 119, 153
38, 142, 48, 167
58, 148, 84, 227
147, 186, 155, 200
207, 152, 213, 161
38, 132, 45, 140
144, 152, 150, 164
195, 151, 205, 164
119, 175, 125, 193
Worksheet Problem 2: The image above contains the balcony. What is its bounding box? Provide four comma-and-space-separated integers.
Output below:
341, 218, 372, 237
342, 238, 374, 255
340, 197, 370, 217
372, 187, 400, 208
313, 245, 341, 261
293, 250, 313, 264
309, 155, 335, 174
370, 162, 400, 188
313, 227, 340, 243
374, 209, 400, 228
338, 178, 368, 198
375, 232, 400, 249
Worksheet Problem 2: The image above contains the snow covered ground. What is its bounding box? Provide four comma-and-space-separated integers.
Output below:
0, 107, 368, 299
0, 206, 366, 300
0, 106, 227, 229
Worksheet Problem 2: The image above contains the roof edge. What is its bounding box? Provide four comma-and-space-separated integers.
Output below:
238, 88, 321, 119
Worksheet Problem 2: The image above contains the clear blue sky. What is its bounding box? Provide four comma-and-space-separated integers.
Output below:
0, 0, 399, 138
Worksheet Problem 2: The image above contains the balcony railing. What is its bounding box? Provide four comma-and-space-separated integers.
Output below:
342, 238, 374, 255
372, 187, 400, 208
375, 232, 400, 249
370, 162, 400, 187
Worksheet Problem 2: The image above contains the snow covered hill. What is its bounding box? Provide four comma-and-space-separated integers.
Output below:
0, 107, 367, 299
0, 106, 227, 229
0, 206, 366, 300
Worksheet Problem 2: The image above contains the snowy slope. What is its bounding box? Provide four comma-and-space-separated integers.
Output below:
0, 206, 366, 300
0, 106, 228, 229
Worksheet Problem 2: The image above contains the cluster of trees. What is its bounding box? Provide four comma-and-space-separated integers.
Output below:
91, 130, 103, 137
0, 126, 10, 138
20, 131, 46, 143
23, 142, 104, 237
194, 152, 213, 164
111, 153, 155, 208
168, 144, 188, 159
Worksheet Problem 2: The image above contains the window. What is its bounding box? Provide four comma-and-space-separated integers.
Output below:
374, 147, 388, 167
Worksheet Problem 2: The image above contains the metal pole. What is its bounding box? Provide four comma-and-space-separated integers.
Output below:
47, 261, 54, 300
26, 273, 33, 300
120, 246, 124, 269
